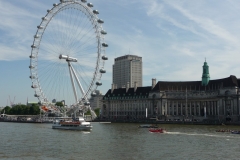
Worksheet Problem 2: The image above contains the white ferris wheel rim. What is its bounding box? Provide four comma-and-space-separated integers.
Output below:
29, 0, 107, 106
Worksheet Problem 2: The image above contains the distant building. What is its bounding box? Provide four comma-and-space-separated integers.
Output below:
113, 55, 142, 88
61, 100, 65, 106
52, 99, 57, 103
27, 101, 38, 106
101, 60, 240, 123
89, 90, 103, 109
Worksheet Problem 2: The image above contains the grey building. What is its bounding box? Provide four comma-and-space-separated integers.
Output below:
89, 90, 103, 109
113, 55, 142, 88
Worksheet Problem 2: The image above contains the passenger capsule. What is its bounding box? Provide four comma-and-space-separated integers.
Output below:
96, 81, 102, 86
47, 9, 51, 12
34, 35, 39, 38
93, 10, 99, 14
87, 3, 93, 7
102, 55, 108, 60
81, 0, 87, 2
37, 26, 43, 29
97, 19, 104, 24
101, 30, 107, 35
102, 43, 108, 47
100, 69, 106, 73
31, 85, 38, 88
84, 102, 90, 105
31, 45, 37, 48
42, 17, 47, 21
34, 94, 40, 97
29, 65, 35, 69
29, 75, 36, 79
60, 0, 64, 3
91, 92, 96, 96
29, 55, 35, 58
53, 3, 58, 7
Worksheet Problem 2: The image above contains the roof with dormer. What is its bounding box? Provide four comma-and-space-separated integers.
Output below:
103, 76, 239, 99
103, 86, 152, 99
152, 75, 238, 91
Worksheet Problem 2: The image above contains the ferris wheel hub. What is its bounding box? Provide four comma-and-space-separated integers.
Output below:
59, 54, 77, 62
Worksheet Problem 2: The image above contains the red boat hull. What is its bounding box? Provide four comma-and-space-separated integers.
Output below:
149, 128, 166, 133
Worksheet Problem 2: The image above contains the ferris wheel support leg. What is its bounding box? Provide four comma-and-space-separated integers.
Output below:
69, 64, 86, 101
68, 62, 78, 103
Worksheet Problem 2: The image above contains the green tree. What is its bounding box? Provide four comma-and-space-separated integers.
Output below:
85, 109, 91, 115
2, 104, 40, 115
31, 105, 40, 115
10, 106, 18, 114
24, 106, 30, 115
2, 106, 11, 114
55, 102, 64, 107
94, 108, 100, 116
28, 103, 40, 115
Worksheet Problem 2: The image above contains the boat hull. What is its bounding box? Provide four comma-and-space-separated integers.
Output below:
52, 125, 92, 131
149, 128, 166, 133
231, 131, 240, 134
139, 124, 158, 128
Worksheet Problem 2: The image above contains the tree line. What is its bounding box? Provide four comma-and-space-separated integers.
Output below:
1, 104, 40, 115
1, 104, 101, 117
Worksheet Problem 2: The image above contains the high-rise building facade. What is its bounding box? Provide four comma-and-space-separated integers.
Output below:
113, 55, 142, 88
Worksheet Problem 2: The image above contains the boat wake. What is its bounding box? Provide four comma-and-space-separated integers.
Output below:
166, 131, 240, 139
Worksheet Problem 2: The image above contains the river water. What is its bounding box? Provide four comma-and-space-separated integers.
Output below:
0, 122, 240, 160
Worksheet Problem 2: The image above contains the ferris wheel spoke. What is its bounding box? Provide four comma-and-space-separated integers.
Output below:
54, 11, 66, 55
62, 8, 74, 51
70, 26, 96, 53
71, 39, 97, 57
39, 44, 60, 57
67, 9, 85, 51
67, 8, 88, 49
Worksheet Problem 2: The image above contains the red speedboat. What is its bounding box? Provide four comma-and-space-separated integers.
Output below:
149, 128, 166, 133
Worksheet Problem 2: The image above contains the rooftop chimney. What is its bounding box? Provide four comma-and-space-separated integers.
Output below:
126, 82, 129, 93
111, 84, 114, 93
134, 82, 137, 92
152, 78, 156, 89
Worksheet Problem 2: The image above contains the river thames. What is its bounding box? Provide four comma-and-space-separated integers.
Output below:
0, 122, 240, 160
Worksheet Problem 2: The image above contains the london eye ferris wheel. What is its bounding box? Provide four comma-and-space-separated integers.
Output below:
29, 0, 108, 109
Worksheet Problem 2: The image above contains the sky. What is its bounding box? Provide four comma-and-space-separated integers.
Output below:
1, 0, 240, 107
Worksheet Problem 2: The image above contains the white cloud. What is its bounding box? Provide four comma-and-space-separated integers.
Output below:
165, 1, 240, 45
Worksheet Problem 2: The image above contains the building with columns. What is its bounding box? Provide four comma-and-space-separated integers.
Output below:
101, 61, 240, 123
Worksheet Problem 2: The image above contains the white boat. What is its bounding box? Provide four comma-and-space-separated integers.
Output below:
52, 116, 92, 131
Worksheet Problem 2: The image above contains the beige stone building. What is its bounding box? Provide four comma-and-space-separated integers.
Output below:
101, 61, 240, 123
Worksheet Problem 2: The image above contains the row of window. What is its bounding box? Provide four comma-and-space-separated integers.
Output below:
104, 96, 148, 100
